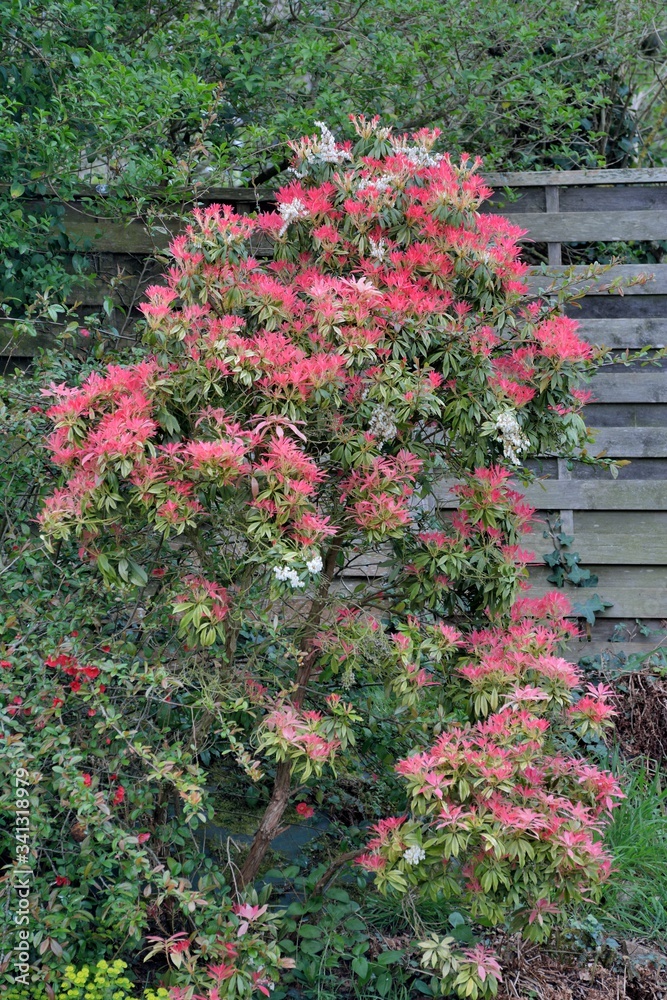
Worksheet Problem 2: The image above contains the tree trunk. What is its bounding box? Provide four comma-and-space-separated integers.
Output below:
238, 541, 341, 889
239, 760, 292, 886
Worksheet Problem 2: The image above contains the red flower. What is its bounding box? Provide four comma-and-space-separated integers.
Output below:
0, 660, 11, 669
137, 832, 150, 844
70, 681, 81, 693
112, 786, 125, 805
54, 875, 70, 886
295, 802, 315, 819
71, 631, 79, 637
82, 773, 92, 786
101, 645, 111, 653
52, 697, 64, 708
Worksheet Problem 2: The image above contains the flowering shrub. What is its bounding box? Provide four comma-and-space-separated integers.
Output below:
30, 117, 624, 995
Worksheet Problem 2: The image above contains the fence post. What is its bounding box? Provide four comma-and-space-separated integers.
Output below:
545, 184, 562, 265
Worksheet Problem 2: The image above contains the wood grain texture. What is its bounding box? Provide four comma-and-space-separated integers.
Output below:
587, 426, 667, 458
56, 265, 667, 310
57, 216, 667, 252
526, 265, 664, 294
483, 167, 667, 187
576, 318, 667, 348
509, 211, 667, 242
590, 372, 667, 404
524, 511, 667, 564
565, 640, 667, 659
435, 479, 667, 510
526, 565, 667, 618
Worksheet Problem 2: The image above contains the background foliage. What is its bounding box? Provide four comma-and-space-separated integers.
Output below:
2, 0, 667, 328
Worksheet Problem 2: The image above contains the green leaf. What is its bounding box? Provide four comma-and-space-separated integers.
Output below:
326, 887, 350, 902
351, 956, 369, 979
376, 950, 404, 965
10, 183, 25, 199
376, 971, 393, 996
298, 924, 322, 939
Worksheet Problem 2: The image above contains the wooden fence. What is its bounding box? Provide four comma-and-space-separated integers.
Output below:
7, 168, 667, 655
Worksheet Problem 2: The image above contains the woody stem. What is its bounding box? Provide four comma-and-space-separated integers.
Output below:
238, 541, 341, 889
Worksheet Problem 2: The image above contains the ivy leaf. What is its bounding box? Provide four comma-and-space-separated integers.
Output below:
572, 594, 614, 624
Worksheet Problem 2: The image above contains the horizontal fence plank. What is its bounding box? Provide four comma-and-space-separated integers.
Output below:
488, 187, 667, 214
526, 565, 667, 618
524, 511, 667, 564
0, 182, 273, 202
338, 560, 667, 618
436, 479, 667, 511
509, 210, 667, 242
65, 267, 667, 310
526, 265, 665, 295
566, 640, 667, 660
587, 427, 667, 458
590, 372, 667, 404
483, 168, 667, 187
66, 221, 173, 254
68, 266, 667, 309
50, 214, 667, 256
577, 318, 667, 348
582, 404, 667, 429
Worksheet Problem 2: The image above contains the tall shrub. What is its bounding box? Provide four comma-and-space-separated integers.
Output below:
38, 118, 620, 995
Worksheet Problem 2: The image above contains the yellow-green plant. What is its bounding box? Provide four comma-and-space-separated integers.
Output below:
58, 960, 169, 1000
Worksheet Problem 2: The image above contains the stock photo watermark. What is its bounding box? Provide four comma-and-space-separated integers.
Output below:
11, 766, 33, 986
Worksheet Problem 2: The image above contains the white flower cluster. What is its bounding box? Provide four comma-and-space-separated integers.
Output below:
305, 552, 323, 574
368, 404, 398, 444
341, 665, 357, 690
278, 198, 308, 236
305, 121, 352, 164
391, 143, 443, 168
273, 564, 305, 589
495, 409, 529, 465
403, 845, 426, 865
273, 551, 323, 588
357, 173, 396, 194
369, 237, 388, 262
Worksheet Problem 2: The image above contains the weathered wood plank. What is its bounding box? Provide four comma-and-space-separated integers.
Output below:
590, 372, 667, 404
66, 267, 667, 310
65, 221, 174, 254
1, 328, 58, 357
489, 187, 667, 215
4, 184, 272, 204
558, 186, 667, 213
526, 265, 663, 295
587, 427, 667, 458
577, 318, 667, 348
565, 640, 667, 660
523, 511, 667, 564
54, 211, 667, 254
509, 211, 667, 242
436, 479, 667, 510
582, 404, 667, 429
526, 565, 667, 618
483, 168, 667, 187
